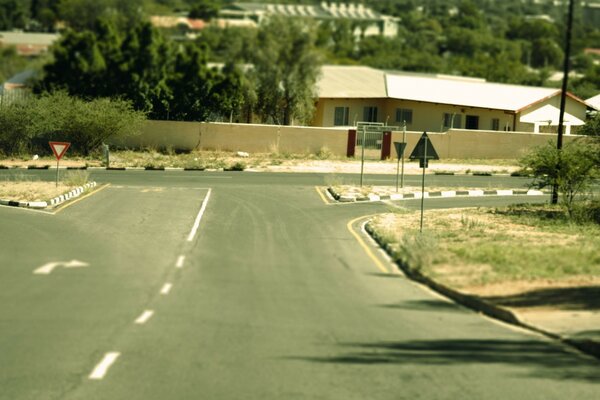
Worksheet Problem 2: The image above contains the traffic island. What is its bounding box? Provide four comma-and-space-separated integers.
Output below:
364, 207, 600, 360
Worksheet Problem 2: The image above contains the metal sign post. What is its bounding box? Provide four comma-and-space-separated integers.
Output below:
408, 132, 440, 233
401, 121, 407, 188
393, 141, 407, 192
360, 125, 366, 187
49, 141, 70, 187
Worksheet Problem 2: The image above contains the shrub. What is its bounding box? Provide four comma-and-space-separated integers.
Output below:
0, 92, 146, 156
520, 139, 599, 218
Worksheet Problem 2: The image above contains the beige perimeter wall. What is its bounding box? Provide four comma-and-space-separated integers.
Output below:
115, 120, 583, 159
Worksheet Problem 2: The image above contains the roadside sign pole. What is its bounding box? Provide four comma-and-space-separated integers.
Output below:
401, 121, 406, 188
396, 155, 401, 192
360, 125, 366, 187
55, 158, 60, 187
420, 135, 428, 233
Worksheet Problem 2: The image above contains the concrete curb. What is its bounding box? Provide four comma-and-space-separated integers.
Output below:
363, 222, 600, 361
0, 182, 97, 209
328, 187, 546, 203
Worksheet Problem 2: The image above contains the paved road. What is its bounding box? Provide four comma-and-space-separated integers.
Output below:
0, 171, 598, 399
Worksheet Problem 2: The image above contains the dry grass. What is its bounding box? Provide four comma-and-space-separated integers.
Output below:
0, 181, 73, 202
371, 208, 600, 292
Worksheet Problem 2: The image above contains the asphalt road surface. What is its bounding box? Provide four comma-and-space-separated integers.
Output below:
0, 171, 598, 400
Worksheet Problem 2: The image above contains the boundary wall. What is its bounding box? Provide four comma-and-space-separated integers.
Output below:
115, 120, 583, 159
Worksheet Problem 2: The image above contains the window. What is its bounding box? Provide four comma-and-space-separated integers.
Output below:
395, 108, 413, 125
363, 106, 378, 122
443, 113, 462, 129
334, 106, 349, 126
466, 115, 479, 130
491, 118, 500, 131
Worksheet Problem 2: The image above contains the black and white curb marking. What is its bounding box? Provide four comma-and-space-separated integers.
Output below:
328, 187, 546, 203
0, 182, 97, 209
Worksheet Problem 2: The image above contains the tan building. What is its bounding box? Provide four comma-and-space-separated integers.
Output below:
313, 66, 591, 135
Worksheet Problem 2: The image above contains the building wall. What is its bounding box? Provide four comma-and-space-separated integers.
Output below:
382, 100, 516, 132
115, 120, 582, 160
516, 95, 587, 133
316, 96, 588, 134
314, 98, 389, 127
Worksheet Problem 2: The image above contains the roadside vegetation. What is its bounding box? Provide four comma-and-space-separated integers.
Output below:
0, 170, 90, 202
368, 134, 600, 298
370, 204, 600, 291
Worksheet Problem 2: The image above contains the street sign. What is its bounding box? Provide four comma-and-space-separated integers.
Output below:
409, 132, 439, 161
393, 142, 407, 159
49, 141, 70, 161
409, 132, 439, 168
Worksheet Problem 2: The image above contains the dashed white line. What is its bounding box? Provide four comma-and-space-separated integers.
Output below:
176, 255, 186, 268
89, 352, 120, 380
134, 310, 155, 325
160, 283, 173, 295
187, 188, 212, 242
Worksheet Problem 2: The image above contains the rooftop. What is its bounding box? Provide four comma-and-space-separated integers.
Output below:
317, 65, 387, 98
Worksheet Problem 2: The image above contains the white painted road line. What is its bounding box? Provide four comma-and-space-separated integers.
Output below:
134, 310, 155, 325
160, 283, 173, 295
89, 352, 120, 380
176, 255, 186, 268
187, 188, 212, 242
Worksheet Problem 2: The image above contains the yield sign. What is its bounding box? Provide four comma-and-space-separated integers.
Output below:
49, 141, 70, 160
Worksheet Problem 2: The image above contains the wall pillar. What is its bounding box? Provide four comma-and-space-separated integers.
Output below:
347, 129, 356, 157
381, 131, 392, 160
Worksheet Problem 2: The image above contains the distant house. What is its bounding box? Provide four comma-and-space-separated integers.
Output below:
149, 16, 207, 38
218, 2, 400, 37
588, 93, 600, 111
313, 66, 590, 135
0, 70, 36, 105
0, 31, 58, 57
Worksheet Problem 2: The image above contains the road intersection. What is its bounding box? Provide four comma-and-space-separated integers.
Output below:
0, 170, 597, 399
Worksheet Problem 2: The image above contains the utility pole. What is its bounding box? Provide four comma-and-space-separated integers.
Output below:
552, 0, 575, 204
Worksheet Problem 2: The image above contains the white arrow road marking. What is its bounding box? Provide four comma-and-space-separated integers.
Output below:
33, 260, 89, 275
89, 352, 120, 380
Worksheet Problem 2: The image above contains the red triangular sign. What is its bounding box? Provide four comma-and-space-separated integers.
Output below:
49, 141, 70, 160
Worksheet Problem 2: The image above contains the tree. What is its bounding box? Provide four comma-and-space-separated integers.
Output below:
521, 140, 599, 217
188, 0, 221, 21
0, 0, 28, 30
166, 42, 214, 121
578, 112, 600, 137
252, 16, 322, 125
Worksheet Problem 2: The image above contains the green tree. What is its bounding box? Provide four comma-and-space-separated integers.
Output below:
252, 16, 322, 125
37, 29, 108, 97
521, 140, 599, 217
188, 0, 221, 20
166, 42, 214, 121
0, 0, 28, 30
115, 22, 173, 118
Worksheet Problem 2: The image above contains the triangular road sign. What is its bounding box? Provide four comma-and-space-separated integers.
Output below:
409, 132, 439, 161
49, 141, 70, 160
393, 142, 407, 159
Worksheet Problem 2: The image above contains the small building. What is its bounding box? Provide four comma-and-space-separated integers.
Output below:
0, 31, 58, 57
219, 2, 400, 37
587, 93, 600, 111
313, 66, 590, 135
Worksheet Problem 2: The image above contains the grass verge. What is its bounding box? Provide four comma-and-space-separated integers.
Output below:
369, 204, 600, 291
